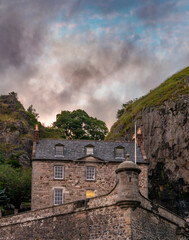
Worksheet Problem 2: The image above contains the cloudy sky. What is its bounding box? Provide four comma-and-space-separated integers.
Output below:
0, 0, 189, 128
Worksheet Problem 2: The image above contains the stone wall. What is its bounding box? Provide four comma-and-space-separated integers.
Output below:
0, 192, 188, 240
138, 163, 148, 197
1, 177, 188, 240
32, 158, 148, 210
0, 192, 133, 240
132, 207, 178, 240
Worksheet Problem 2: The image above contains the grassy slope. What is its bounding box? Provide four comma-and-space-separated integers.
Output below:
107, 67, 189, 140
0, 94, 64, 142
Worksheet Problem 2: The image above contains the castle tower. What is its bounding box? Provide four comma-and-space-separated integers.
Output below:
116, 154, 141, 208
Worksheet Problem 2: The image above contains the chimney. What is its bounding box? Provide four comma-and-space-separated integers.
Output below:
136, 128, 143, 148
34, 124, 39, 143
133, 127, 147, 160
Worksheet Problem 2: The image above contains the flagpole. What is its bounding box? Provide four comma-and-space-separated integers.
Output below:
135, 122, 137, 164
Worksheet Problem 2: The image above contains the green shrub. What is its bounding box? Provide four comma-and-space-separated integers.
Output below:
0, 165, 31, 209
0, 151, 5, 164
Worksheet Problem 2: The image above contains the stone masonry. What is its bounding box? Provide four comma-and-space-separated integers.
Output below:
32, 157, 148, 210
0, 159, 188, 240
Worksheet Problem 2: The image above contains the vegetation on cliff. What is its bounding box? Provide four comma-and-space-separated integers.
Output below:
107, 66, 189, 140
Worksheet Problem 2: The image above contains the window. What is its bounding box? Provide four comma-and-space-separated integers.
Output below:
115, 147, 125, 158
86, 166, 95, 180
55, 145, 64, 156
54, 166, 64, 179
54, 188, 63, 205
86, 190, 95, 198
86, 146, 94, 155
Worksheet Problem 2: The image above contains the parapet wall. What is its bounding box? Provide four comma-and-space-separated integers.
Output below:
0, 185, 188, 240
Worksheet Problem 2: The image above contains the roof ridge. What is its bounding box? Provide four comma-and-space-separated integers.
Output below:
39, 138, 132, 143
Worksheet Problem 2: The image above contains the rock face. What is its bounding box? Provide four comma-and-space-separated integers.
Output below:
0, 93, 34, 166
136, 95, 189, 216
107, 67, 189, 217
109, 95, 189, 217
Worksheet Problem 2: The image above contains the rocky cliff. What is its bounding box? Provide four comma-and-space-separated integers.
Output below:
107, 67, 189, 217
0, 93, 34, 166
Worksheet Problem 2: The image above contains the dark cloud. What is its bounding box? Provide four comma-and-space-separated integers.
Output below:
62, 63, 102, 90
0, 0, 179, 72
69, 0, 135, 16
70, 0, 179, 26
0, 0, 188, 128
0, 0, 70, 71
136, 0, 178, 25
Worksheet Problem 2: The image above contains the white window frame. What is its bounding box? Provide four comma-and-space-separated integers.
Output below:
54, 166, 64, 180
86, 166, 96, 181
115, 147, 125, 158
86, 146, 94, 155
54, 188, 63, 205
55, 145, 64, 157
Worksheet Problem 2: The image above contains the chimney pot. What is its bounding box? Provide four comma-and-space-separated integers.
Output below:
34, 124, 39, 143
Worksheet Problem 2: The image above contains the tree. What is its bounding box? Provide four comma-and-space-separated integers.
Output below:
0, 165, 31, 209
116, 100, 136, 119
26, 104, 39, 126
53, 109, 108, 140
0, 188, 8, 209
27, 105, 39, 119
0, 151, 5, 165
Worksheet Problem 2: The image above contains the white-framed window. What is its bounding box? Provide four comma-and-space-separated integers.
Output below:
54, 188, 63, 205
115, 147, 125, 158
55, 145, 64, 156
54, 166, 64, 179
86, 146, 94, 155
86, 166, 95, 180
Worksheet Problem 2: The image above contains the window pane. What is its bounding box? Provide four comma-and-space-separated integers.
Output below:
86, 166, 95, 180
54, 166, 63, 179
115, 148, 124, 157
55, 146, 63, 155
86, 147, 94, 155
86, 190, 95, 198
54, 189, 63, 205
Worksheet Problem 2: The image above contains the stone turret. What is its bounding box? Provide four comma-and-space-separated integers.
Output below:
116, 154, 141, 208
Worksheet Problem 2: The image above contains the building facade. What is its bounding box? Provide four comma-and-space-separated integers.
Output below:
31, 131, 148, 210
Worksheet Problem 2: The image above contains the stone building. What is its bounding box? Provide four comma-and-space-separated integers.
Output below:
31, 127, 148, 210
1, 153, 188, 240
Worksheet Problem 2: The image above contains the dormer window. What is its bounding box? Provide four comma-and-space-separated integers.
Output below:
55, 144, 64, 156
85, 145, 94, 155
115, 146, 125, 158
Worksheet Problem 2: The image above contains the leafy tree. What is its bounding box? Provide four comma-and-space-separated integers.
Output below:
0, 151, 5, 165
0, 165, 31, 209
116, 100, 137, 119
27, 105, 39, 120
26, 104, 39, 126
0, 188, 8, 207
53, 109, 108, 140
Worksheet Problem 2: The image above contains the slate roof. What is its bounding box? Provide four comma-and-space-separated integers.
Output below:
34, 139, 145, 163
